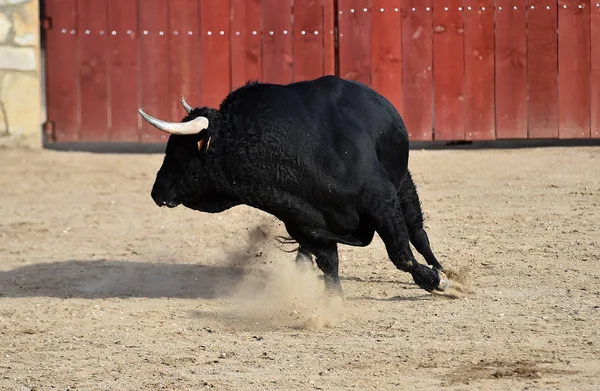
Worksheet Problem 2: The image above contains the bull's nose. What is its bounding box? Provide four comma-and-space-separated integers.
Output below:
164, 200, 178, 208
151, 182, 178, 208
151, 193, 178, 208
151, 190, 162, 207
151, 191, 168, 208
152, 197, 165, 207
153, 198, 177, 208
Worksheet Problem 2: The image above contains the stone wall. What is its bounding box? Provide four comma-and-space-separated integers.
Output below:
0, 0, 42, 148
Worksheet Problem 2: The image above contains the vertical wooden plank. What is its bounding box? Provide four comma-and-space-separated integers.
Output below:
592, 0, 600, 138
107, 0, 139, 142
169, 0, 202, 119
371, 0, 402, 112
338, 0, 372, 84
200, 0, 231, 107
261, 0, 293, 84
433, 0, 465, 141
44, 0, 80, 142
78, 0, 109, 142
495, 0, 527, 139
323, 0, 336, 75
294, 0, 325, 81
558, 0, 591, 138
231, 0, 262, 89
463, 0, 495, 140
139, 0, 170, 143
402, 0, 433, 141
527, 0, 558, 138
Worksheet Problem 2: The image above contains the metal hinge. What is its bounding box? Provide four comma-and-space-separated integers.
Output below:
43, 120, 56, 142
41, 17, 52, 31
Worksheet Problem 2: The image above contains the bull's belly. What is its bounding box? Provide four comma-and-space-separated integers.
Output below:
323, 226, 376, 247
314, 210, 376, 247
254, 189, 376, 247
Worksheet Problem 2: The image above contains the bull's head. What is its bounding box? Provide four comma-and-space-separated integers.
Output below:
139, 98, 211, 208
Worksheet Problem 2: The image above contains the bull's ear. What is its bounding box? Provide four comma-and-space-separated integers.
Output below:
197, 136, 212, 151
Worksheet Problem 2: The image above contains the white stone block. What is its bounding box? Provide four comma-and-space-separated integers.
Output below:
0, 72, 42, 144
0, 1, 32, 6
0, 12, 10, 42
0, 46, 36, 70
13, 0, 39, 46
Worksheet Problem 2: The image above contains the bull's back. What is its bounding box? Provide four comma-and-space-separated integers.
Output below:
221, 76, 410, 187
303, 77, 410, 187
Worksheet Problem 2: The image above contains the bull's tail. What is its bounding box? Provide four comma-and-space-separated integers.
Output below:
398, 171, 425, 229
275, 235, 299, 253
398, 171, 445, 272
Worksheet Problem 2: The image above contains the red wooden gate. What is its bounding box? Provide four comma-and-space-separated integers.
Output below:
43, 0, 600, 143
337, 0, 599, 141
43, 0, 335, 143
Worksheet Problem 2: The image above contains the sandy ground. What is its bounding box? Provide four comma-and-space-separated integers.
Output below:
0, 145, 599, 391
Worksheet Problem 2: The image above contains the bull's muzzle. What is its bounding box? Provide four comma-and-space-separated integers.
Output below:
151, 182, 179, 208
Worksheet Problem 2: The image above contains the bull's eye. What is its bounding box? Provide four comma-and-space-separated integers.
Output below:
197, 140, 205, 150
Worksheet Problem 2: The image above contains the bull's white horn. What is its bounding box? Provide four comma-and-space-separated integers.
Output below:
180, 96, 193, 113
138, 109, 209, 135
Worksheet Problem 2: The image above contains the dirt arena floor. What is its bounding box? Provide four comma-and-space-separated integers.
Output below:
1, 145, 599, 390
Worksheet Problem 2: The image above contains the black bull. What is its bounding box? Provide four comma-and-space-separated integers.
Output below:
139, 75, 449, 295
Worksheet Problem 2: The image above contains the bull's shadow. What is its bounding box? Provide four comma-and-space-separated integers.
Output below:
0, 260, 249, 299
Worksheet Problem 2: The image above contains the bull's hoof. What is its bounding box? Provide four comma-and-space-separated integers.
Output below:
435, 270, 450, 292
412, 264, 441, 292
324, 276, 344, 297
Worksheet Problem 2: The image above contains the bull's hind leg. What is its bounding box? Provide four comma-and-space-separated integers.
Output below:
365, 181, 446, 292
399, 172, 445, 272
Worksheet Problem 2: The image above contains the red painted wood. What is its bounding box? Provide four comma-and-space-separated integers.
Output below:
261, 0, 293, 84
371, 0, 402, 113
558, 0, 591, 139
46, 0, 600, 145
200, 0, 232, 108
527, 0, 558, 139
78, 0, 109, 142
323, 0, 336, 75
107, 0, 139, 142
402, 0, 433, 141
169, 0, 202, 120
293, 0, 325, 81
432, 0, 465, 141
139, 0, 170, 143
495, 0, 527, 139
463, 0, 495, 141
338, 0, 372, 84
44, 0, 80, 142
230, 0, 262, 90
592, 0, 600, 138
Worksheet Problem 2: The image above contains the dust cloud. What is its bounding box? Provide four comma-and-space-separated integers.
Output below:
434, 265, 475, 299
221, 223, 344, 330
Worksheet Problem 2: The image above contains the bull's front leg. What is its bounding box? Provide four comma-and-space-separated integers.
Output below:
285, 226, 343, 295
311, 244, 343, 295
295, 246, 314, 266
